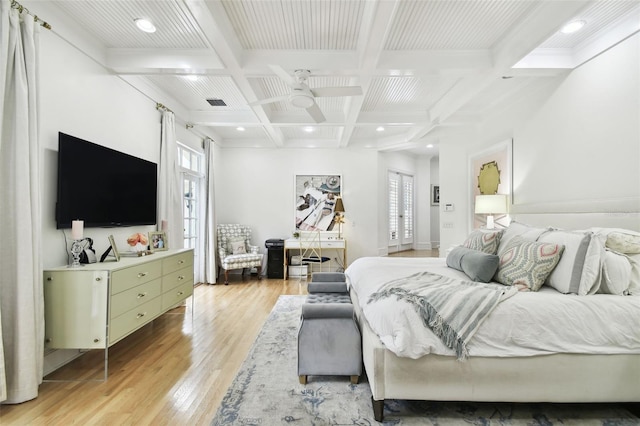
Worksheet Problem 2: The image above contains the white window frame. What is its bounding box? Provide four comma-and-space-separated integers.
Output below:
177, 143, 204, 261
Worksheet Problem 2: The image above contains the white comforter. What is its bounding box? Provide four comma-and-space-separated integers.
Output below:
346, 256, 640, 359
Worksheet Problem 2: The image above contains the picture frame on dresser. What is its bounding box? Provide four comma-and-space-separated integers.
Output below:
149, 231, 167, 252
100, 234, 121, 262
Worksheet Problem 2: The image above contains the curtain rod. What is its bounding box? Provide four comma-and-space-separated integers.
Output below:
156, 102, 173, 113
11, 0, 51, 29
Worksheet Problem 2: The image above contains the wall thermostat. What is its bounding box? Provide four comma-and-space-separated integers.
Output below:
444, 203, 454, 212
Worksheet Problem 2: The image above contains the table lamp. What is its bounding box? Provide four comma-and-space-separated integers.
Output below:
334, 197, 345, 238
474, 194, 508, 229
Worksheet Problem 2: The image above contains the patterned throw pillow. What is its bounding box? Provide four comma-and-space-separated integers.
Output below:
228, 237, 246, 255
463, 230, 503, 255
494, 236, 565, 291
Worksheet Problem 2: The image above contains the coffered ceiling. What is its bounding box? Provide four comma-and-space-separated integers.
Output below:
38, 0, 640, 155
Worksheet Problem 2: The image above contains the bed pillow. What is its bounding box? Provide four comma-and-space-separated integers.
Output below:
446, 246, 500, 283
537, 230, 604, 295
589, 228, 640, 254
494, 236, 565, 292
627, 254, 640, 295
462, 230, 503, 255
497, 221, 550, 255
598, 250, 632, 295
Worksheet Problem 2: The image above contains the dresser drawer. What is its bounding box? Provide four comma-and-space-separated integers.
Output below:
110, 278, 162, 319
162, 251, 194, 274
109, 296, 162, 344
162, 266, 194, 293
111, 260, 162, 295
162, 281, 193, 311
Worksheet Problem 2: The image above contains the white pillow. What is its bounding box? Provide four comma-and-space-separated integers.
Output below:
498, 221, 550, 255
627, 254, 640, 296
537, 230, 604, 295
230, 239, 247, 255
598, 249, 632, 295
589, 228, 640, 254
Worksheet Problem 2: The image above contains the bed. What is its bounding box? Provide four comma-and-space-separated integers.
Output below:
345, 223, 640, 421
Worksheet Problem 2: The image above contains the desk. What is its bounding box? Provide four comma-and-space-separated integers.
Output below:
284, 238, 347, 279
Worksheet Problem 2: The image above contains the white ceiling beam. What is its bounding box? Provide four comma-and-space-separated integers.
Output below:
106, 48, 224, 73
242, 51, 360, 72
378, 50, 492, 73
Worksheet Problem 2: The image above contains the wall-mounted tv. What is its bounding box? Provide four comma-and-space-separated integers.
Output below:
56, 132, 158, 229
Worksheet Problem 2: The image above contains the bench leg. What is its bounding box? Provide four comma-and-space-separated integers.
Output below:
299, 375, 307, 385
350, 375, 359, 384
372, 397, 384, 422
224, 270, 229, 285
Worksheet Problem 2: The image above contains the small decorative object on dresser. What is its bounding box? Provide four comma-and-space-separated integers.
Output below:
149, 231, 168, 252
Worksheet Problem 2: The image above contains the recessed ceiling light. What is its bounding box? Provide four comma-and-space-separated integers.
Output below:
236, 126, 245, 132
304, 126, 314, 133
560, 20, 585, 34
376, 126, 385, 132
184, 75, 198, 82
426, 144, 434, 148
134, 18, 156, 33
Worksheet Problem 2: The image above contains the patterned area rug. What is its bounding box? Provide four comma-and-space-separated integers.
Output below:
212, 295, 639, 425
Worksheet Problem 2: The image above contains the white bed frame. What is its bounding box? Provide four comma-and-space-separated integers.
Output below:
350, 288, 640, 422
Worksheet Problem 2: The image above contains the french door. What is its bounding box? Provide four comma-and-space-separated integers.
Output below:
388, 171, 414, 252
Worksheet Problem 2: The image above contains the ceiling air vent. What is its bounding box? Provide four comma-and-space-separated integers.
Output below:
206, 98, 227, 106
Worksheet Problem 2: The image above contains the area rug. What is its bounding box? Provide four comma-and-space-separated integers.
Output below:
212, 295, 639, 425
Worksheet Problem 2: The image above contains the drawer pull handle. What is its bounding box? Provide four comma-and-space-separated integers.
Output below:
178, 275, 184, 280
136, 312, 146, 319
96, 277, 102, 281
178, 291, 184, 296
178, 260, 184, 264
137, 272, 148, 278
137, 292, 147, 299
94, 338, 100, 343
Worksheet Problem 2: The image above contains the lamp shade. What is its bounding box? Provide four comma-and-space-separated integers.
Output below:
334, 197, 345, 213
475, 194, 508, 214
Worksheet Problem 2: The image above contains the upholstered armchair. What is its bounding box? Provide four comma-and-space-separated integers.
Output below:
216, 224, 264, 285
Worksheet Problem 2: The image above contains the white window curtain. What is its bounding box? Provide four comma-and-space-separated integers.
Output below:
203, 138, 217, 284
0, 0, 44, 403
158, 110, 183, 250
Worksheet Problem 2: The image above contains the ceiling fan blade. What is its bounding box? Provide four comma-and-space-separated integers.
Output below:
268, 64, 295, 87
305, 102, 326, 123
249, 94, 290, 106
312, 86, 363, 97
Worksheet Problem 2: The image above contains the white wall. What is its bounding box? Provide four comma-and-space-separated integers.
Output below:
39, 31, 189, 269
214, 148, 379, 264
439, 33, 640, 250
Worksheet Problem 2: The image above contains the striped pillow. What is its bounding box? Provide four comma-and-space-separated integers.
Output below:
494, 237, 565, 292
463, 230, 503, 255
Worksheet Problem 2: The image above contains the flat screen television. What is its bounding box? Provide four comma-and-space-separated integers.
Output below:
56, 132, 158, 229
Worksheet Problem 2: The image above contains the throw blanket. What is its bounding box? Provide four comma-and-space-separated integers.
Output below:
368, 271, 517, 360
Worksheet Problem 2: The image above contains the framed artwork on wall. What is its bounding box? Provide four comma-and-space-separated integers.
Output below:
469, 139, 512, 229
431, 185, 440, 206
294, 174, 342, 232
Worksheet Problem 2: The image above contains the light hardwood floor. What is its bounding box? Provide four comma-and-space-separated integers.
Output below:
1, 251, 438, 425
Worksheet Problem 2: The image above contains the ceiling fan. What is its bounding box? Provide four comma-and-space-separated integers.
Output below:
249, 65, 363, 123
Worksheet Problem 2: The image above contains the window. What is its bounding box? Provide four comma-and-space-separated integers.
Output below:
177, 144, 203, 254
